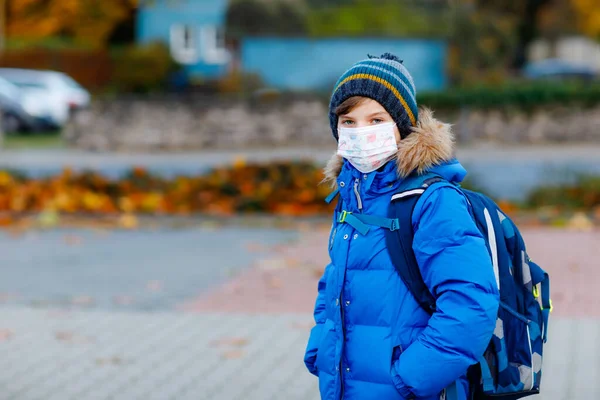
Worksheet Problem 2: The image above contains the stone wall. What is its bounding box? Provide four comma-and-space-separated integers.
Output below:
63, 95, 600, 151
0, 113, 4, 148
454, 106, 600, 144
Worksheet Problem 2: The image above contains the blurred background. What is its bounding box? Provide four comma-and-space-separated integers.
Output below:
0, 0, 598, 399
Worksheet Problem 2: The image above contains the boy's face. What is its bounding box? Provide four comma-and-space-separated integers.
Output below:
337, 98, 401, 143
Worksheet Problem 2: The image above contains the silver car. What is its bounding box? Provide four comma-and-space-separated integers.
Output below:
0, 76, 42, 133
0, 68, 91, 129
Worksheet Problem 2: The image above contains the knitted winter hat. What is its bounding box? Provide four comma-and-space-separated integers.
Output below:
329, 53, 418, 140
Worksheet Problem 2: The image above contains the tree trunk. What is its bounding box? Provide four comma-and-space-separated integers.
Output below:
512, 0, 550, 70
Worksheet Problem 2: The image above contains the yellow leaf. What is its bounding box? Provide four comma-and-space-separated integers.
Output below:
118, 197, 135, 213
233, 156, 246, 169
118, 213, 138, 230
0, 172, 13, 186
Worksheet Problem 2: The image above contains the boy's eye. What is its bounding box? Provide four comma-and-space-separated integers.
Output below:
372, 118, 384, 124
341, 120, 354, 125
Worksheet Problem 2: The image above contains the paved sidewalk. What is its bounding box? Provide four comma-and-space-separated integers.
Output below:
0, 307, 319, 400
0, 226, 300, 312
0, 225, 596, 400
182, 228, 600, 318
0, 307, 594, 400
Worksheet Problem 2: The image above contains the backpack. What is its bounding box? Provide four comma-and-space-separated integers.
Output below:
325, 171, 551, 400
386, 172, 551, 400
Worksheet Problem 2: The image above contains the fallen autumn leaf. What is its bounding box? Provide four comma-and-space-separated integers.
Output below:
0, 329, 14, 341
55, 331, 94, 344
146, 280, 163, 292
221, 350, 245, 360
212, 337, 250, 348
71, 296, 95, 306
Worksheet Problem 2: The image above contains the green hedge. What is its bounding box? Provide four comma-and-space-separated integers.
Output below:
109, 42, 181, 93
417, 81, 600, 111
525, 175, 600, 210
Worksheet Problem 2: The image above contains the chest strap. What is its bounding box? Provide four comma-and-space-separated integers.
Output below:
336, 210, 400, 236
325, 188, 340, 204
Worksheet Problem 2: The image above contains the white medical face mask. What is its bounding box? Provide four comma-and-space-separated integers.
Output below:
336, 122, 398, 173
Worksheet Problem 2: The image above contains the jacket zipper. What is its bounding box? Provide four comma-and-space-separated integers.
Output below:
340, 290, 345, 399
339, 252, 348, 399
339, 178, 360, 399
353, 178, 362, 210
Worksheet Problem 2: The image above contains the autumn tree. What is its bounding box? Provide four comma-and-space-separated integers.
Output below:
8, 0, 138, 48
571, 0, 600, 39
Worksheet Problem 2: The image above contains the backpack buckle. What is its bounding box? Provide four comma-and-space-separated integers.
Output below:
338, 210, 350, 223
389, 218, 399, 231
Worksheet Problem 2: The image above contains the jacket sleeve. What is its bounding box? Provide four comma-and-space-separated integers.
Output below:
391, 185, 500, 398
304, 262, 331, 376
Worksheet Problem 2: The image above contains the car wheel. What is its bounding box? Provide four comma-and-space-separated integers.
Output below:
2, 113, 22, 134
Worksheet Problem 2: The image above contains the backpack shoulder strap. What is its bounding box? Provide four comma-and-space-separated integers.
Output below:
385, 172, 448, 315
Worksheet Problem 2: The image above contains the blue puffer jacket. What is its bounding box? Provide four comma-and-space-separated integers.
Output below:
304, 109, 500, 400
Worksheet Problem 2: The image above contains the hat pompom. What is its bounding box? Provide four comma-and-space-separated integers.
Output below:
379, 52, 403, 63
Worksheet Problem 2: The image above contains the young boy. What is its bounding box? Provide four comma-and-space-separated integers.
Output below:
304, 53, 500, 400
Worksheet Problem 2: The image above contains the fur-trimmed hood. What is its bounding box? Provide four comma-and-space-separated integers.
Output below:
323, 107, 454, 186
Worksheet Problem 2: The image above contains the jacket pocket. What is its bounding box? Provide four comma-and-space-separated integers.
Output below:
390, 337, 411, 397
390, 337, 403, 366
315, 319, 336, 374
304, 323, 324, 375
390, 337, 404, 387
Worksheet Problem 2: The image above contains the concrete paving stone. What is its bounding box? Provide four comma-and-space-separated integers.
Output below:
0, 306, 593, 400
1, 384, 22, 400
102, 321, 217, 398
275, 361, 314, 397
262, 333, 306, 388
538, 318, 574, 400
163, 387, 203, 400
203, 315, 290, 398
0, 227, 300, 314
141, 384, 189, 400
5, 359, 64, 397
188, 228, 599, 318
177, 382, 213, 400
107, 383, 154, 400
17, 346, 100, 395
218, 322, 303, 399
67, 365, 127, 399
288, 375, 321, 400
34, 366, 93, 396
63, 382, 116, 400
185, 346, 275, 395
150, 359, 202, 394
566, 319, 599, 400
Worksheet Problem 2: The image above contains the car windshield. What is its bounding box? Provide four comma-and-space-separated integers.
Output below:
0, 71, 48, 88
59, 75, 83, 89
10, 81, 47, 89
0, 78, 20, 99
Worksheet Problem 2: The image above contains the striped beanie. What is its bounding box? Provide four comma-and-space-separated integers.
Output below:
329, 53, 418, 140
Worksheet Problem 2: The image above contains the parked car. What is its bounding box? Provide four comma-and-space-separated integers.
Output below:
0, 68, 91, 129
523, 59, 598, 82
0, 76, 44, 133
